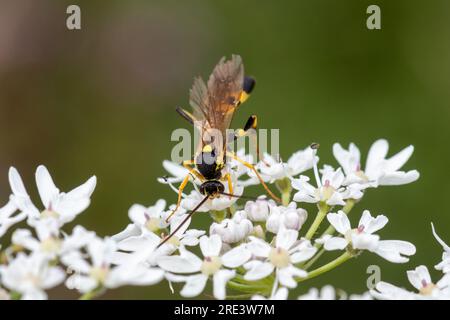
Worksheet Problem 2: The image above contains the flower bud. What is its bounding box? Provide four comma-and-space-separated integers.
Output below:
266, 202, 308, 233
244, 199, 272, 222
251, 225, 265, 239
210, 211, 253, 244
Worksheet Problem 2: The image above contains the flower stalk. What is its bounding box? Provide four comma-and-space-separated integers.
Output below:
305, 202, 329, 240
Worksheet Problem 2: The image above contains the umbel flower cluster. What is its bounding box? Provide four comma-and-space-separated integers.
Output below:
0, 139, 448, 300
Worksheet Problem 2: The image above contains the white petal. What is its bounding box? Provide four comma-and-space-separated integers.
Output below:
407, 265, 431, 291
179, 274, 208, 298
374, 240, 416, 263
213, 269, 235, 300
22, 289, 48, 300
351, 233, 380, 251
290, 246, 317, 263
66, 275, 97, 293
275, 226, 298, 250
247, 237, 271, 257
8, 167, 29, 198
324, 237, 348, 251
222, 245, 251, 268
326, 211, 351, 235
65, 176, 97, 200
41, 267, 66, 289
111, 224, 141, 242
365, 139, 389, 174
385, 145, 414, 172
358, 210, 388, 234
377, 171, 420, 186
35, 165, 60, 209
199, 235, 222, 257
157, 248, 202, 273
244, 261, 274, 281
277, 268, 297, 288
326, 191, 346, 206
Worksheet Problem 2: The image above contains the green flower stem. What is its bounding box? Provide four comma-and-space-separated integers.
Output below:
275, 178, 292, 206
305, 203, 329, 240
210, 210, 227, 223
79, 286, 104, 300
303, 199, 356, 270
296, 251, 353, 283
281, 191, 291, 207
303, 248, 325, 270
227, 280, 270, 294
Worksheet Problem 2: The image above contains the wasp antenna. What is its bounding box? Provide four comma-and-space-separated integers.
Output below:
176, 106, 195, 125
219, 192, 258, 201
157, 195, 209, 249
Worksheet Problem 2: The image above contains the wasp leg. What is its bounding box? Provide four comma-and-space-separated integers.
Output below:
234, 115, 270, 167
165, 166, 203, 223
182, 159, 204, 181
221, 173, 234, 199
226, 151, 281, 203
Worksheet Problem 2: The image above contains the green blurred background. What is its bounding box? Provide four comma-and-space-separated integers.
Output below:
0, 0, 449, 299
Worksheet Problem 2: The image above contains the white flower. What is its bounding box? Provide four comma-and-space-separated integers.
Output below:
0, 199, 26, 238
432, 223, 450, 274
8, 165, 96, 227
114, 212, 205, 267
0, 252, 65, 300
244, 198, 272, 222
371, 266, 450, 300
181, 185, 244, 212
292, 166, 364, 206
12, 220, 95, 259
298, 285, 337, 300
158, 235, 250, 299
249, 147, 317, 183
112, 200, 171, 242
323, 210, 416, 263
63, 237, 164, 293
333, 139, 420, 187
210, 210, 253, 244
252, 287, 288, 300
266, 202, 308, 234
244, 226, 316, 289
298, 285, 372, 300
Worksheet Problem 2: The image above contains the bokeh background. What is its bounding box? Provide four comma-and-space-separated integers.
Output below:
0, 0, 449, 299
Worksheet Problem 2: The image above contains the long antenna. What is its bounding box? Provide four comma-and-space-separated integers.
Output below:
219, 192, 259, 201
157, 195, 209, 249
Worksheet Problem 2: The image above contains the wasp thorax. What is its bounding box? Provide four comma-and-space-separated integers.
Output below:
201, 256, 222, 276
268, 247, 290, 268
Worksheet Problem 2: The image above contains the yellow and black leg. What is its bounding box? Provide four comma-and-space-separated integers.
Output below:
221, 173, 234, 199
165, 163, 203, 223
226, 151, 281, 203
